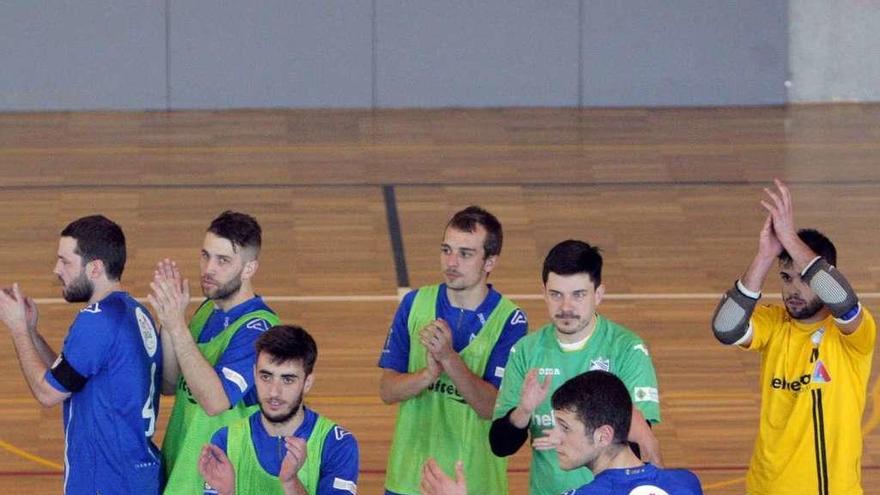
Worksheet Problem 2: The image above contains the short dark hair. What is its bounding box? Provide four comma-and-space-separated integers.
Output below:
255, 325, 318, 375
60, 215, 126, 281
778, 228, 837, 266
208, 211, 262, 255
542, 240, 602, 287
551, 370, 631, 445
446, 206, 503, 258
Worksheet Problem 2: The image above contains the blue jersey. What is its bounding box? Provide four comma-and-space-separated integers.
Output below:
565, 464, 702, 495
197, 296, 274, 406
209, 407, 359, 495
45, 291, 163, 494
378, 284, 527, 388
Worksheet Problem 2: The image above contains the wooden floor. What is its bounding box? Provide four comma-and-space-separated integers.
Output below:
0, 104, 879, 494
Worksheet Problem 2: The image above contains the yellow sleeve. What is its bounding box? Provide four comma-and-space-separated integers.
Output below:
840, 306, 876, 355
744, 304, 784, 351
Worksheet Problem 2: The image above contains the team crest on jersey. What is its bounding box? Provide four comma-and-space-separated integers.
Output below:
628, 486, 670, 495
634, 387, 659, 403
80, 302, 101, 314
246, 319, 270, 332
135, 307, 158, 357
510, 310, 527, 326
590, 357, 610, 372
334, 426, 353, 441
812, 359, 832, 384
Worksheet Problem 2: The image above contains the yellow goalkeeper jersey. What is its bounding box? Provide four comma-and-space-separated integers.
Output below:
743, 304, 875, 495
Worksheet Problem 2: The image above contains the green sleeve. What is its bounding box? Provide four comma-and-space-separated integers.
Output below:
493, 339, 527, 420
616, 338, 661, 423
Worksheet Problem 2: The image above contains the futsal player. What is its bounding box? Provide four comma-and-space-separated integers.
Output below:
150, 210, 280, 494
0, 215, 163, 494
711, 179, 875, 494
199, 325, 358, 495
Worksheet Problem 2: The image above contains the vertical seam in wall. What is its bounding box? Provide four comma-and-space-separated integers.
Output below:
165, 0, 171, 110
578, 0, 584, 108
371, 0, 378, 109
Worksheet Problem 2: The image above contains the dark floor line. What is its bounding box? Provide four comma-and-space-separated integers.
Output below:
382, 185, 409, 289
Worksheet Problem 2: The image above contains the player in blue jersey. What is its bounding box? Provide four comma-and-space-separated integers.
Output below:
0, 215, 163, 494
149, 210, 280, 494
198, 324, 359, 495
421, 370, 701, 495
379, 206, 528, 495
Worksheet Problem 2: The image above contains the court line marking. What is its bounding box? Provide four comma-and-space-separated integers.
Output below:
0, 440, 62, 471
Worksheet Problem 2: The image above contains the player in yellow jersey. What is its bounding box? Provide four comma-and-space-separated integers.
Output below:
711, 179, 875, 495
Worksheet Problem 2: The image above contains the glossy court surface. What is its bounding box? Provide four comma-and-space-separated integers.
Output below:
0, 104, 879, 493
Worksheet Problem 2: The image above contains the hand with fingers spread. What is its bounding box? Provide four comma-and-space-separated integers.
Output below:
519, 368, 552, 415
0, 283, 30, 336
198, 444, 236, 495
420, 458, 466, 495
146, 259, 191, 336
419, 319, 455, 364
761, 179, 797, 243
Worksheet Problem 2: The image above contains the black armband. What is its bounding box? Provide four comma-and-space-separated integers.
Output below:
50, 354, 88, 392
489, 408, 529, 457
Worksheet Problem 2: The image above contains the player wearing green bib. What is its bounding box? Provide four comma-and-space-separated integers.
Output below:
379, 207, 527, 495
149, 211, 278, 494
199, 325, 358, 495
490, 240, 662, 495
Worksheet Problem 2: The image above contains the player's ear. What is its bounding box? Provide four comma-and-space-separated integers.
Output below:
303, 373, 315, 395
483, 254, 498, 274
86, 259, 105, 280
594, 283, 605, 306
242, 258, 259, 280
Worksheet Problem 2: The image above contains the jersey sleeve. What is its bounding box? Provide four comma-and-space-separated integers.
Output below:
482, 308, 528, 388
214, 318, 270, 407
377, 291, 416, 373
492, 336, 528, 420
46, 304, 116, 393
316, 425, 359, 495
616, 337, 661, 423
839, 307, 876, 355
745, 304, 783, 352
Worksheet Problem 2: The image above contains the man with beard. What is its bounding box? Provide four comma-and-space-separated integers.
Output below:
150, 210, 280, 494
711, 179, 875, 495
0, 215, 163, 494
379, 206, 528, 495
198, 325, 358, 495
489, 240, 662, 495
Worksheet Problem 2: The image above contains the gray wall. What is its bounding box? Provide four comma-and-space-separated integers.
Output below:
789, 0, 880, 102
1, 1, 787, 111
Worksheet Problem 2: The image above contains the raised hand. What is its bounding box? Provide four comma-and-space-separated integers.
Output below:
519, 368, 552, 414
146, 259, 191, 334
279, 437, 308, 484
757, 213, 783, 260
420, 319, 455, 363
0, 284, 29, 335
198, 444, 236, 495
761, 179, 797, 243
